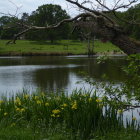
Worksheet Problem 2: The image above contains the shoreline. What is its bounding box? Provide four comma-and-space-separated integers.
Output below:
0, 51, 125, 56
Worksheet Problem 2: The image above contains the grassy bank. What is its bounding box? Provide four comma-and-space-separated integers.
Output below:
0, 40, 121, 56
0, 90, 139, 140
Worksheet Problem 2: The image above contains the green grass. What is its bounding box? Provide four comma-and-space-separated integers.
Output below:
0, 40, 121, 55
0, 127, 140, 140
0, 90, 138, 139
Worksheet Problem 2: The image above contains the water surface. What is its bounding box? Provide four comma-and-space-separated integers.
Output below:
0, 55, 127, 95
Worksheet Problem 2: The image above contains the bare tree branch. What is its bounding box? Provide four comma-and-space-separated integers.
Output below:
65, 0, 115, 24
7, 12, 98, 44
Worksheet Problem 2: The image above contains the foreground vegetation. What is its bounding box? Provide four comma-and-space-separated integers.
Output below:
0, 90, 139, 140
0, 40, 121, 56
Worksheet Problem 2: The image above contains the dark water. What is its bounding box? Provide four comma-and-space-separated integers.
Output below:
0, 55, 127, 95
1, 55, 140, 122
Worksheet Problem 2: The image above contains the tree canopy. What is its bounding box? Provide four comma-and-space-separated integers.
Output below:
25, 4, 70, 42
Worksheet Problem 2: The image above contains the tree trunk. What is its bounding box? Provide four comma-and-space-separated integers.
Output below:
93, 24, 140, 55
76, 20, 140, 55
111, 34, 140, 55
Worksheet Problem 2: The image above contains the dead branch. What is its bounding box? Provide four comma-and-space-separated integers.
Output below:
6, 12, 98, 44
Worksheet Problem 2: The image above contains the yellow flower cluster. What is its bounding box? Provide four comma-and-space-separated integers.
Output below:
118, 109, 123, 114
52, 109, 60, 114
61, 103, 67, 110
0, 100, 4, 104
45, 102, 49, 106
36, 100, 42, 105
24, 94, 29, 100
96, 98, 102, 103
82, 94, 89, 97
4, 112, 8, 116
132, 117, 137, 121
14, 97, 21, 106
11, 123, 16, 127
16, 107, 25, 113
72, 101, 77, 110
34, 96, 39, 100
62, 103, 67, 107
88, 98, 92, 102
51, 109, 61, 118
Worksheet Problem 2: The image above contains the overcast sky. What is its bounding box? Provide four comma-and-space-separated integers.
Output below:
0, 0, 139, 17
0, 0, 75, 17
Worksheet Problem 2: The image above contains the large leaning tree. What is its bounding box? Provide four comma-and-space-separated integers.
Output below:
5, 0, 140, 55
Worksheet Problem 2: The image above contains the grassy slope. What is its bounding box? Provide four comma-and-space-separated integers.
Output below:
0, 40, 121, 55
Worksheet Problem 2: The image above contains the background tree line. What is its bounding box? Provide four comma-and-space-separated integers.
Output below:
0, 3, 140, 42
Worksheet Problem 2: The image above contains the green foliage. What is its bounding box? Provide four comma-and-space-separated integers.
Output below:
122, 54, 140, 99
97, 55, 109, 64
124, 4, 140, 40
115, 3, 140, 40
83, 54, 140, 113
26, 4, 70, 42
0, 90, 128, 140
0, 16, 19, 39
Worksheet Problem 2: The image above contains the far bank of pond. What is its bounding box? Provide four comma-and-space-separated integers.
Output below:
0, 40, 122, 56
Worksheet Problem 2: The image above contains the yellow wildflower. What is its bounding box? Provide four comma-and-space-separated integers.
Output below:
24, 94, 29, 99
14, 97, 21, 106
11, 123, 16, 127
83, 94, 89, 97
96, 98, 102, 103
61, 107, 64, 110
4, 112, 8, 116
52, 109, 60, 114
34, 96, 39, 100
61, 103, 67, 108
72, 101, 77, 110
16, 108, 20, 112
118, 109, 123, 114
132, 117, 137, 121
88, 98, 92, 102
41, 92, 45, 97
56, 115, 60, 118
0, 100, 4, 104
45, 102, 49, 106
36, 100, 42, 105
51, 114, 55, 117
63, 103, 67, 107
20, 108, 25, 112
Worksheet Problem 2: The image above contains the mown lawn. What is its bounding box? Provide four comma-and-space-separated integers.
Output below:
0, 40, 121, 55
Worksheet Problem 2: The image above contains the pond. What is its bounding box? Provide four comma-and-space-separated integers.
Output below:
0, 55, 127, 95
0, 55, 140, 122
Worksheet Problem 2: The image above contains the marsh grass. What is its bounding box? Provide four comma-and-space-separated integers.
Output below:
0, 90, 138, 139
